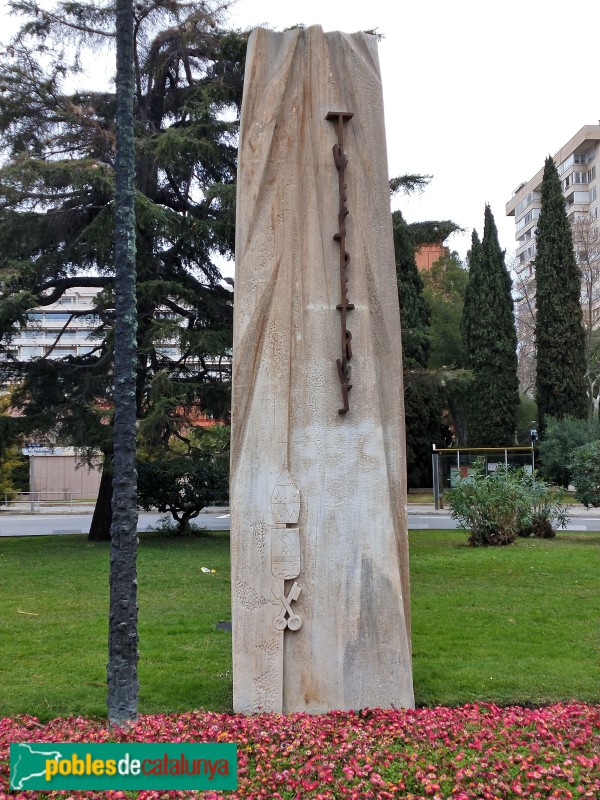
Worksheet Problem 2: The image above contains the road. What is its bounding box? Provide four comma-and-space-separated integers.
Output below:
1, 509, 599, 536
0, 511, 232, 537
408, 513, 600, 531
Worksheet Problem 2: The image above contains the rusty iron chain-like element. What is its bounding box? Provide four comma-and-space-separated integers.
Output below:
326, 111, 354, 415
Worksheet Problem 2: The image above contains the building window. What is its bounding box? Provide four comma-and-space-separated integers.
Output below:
19, 346, 43, 359
44, 313, 72, 323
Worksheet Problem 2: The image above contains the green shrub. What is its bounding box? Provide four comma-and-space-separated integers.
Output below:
569, 440, 600, 508
0, 446, 28, 501
137, 426, 230, 534
446, 462, 531, 546
144, 517, 208, 538
446, 461, 570, 546
516, 473, 569, 539
538, 415, 599, 487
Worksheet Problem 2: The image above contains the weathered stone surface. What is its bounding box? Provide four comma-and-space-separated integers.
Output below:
230, 25, 414, 714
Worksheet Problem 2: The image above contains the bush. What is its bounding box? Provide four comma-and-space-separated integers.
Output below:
569, 440, 600, 507
446, 461, 570, 546
446, 462, 531, 546
137, 426, 230, 534
0, 446, 28, 501
538, 415, 599, 487
144, 517, 208, 538
516, 472, 569, 539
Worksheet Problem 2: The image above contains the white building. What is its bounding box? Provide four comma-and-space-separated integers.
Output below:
506, 124, 600, 390
10, 287, 103, 361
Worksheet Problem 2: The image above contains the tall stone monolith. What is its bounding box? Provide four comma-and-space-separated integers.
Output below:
230, 25, 414, 714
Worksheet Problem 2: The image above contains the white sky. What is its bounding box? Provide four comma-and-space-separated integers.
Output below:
3, 0, 600, 269
227, 0, 600, 265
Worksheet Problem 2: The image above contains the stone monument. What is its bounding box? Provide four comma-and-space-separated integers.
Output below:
230, 25, 414, 714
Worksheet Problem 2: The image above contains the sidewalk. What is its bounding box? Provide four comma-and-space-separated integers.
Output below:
0, 503, 230, 516
406, 502, 600, 517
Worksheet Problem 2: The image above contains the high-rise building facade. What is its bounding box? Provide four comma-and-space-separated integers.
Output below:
8, 287, 103, 362
506, 124, 600, 390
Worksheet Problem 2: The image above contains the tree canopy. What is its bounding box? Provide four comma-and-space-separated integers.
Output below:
421, 250, 468, 369
535, 157, 587, 430
0, 0, 246, 535
461, 205, 519, 446
393, 210, 431, 370
393, 209, 452, 486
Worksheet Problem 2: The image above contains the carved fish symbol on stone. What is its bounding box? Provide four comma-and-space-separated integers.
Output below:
271, 528, 301, 579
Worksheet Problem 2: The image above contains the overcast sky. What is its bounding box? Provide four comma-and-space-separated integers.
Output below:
228, 0, 600, 266
3, 0, 600, 269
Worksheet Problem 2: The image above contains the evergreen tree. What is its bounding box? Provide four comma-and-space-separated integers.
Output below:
393, 210, 448, 486
0, 0, 245, 538
393, 210, 431, 370
461, 206, 519, 446
422, 251, 469, 369
462, 229, 483, 361
535, 157, 587, 430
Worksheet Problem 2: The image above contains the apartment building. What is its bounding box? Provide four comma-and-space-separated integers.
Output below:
4, 286, 227, 498
506, 124, 600, 389
9, 286, 232, 368
8, 287, 104, 362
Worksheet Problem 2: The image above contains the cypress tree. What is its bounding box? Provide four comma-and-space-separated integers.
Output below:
535, 157, 587, 430
393, 210, 431, 370
461, 205, 519, 446
393, 210, 447, 486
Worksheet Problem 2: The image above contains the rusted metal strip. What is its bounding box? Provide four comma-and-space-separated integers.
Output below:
326, 111, 354, 415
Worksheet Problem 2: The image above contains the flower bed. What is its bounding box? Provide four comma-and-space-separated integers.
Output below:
1, 702, 599, 799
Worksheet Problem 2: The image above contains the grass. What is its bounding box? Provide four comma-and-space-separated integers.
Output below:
406, 491, 434, 503
0, 529, 598, 721
409, 529, 600, 706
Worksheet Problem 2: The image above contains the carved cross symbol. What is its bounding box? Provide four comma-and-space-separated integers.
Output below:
273, 581, 302, 631
327, 110, 354, 415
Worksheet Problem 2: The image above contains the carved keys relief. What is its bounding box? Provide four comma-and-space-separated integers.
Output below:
270, 468, 302, 632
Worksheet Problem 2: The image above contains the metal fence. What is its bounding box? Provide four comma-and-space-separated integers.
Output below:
1, 492, 97, 513
432, 446, 536, 510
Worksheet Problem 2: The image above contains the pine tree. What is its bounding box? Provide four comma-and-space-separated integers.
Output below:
535, 157, 587, 430
461, 206, 519, 446
0, 1, 245, 538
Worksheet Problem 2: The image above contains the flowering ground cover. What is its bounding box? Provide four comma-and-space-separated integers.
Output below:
1, 702, 599, 799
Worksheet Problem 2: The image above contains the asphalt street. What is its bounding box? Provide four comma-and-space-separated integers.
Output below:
0, 511, 232, 537
1, 506, 599, 536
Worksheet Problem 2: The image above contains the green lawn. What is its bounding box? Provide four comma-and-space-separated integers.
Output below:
0, 528, 598, 721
